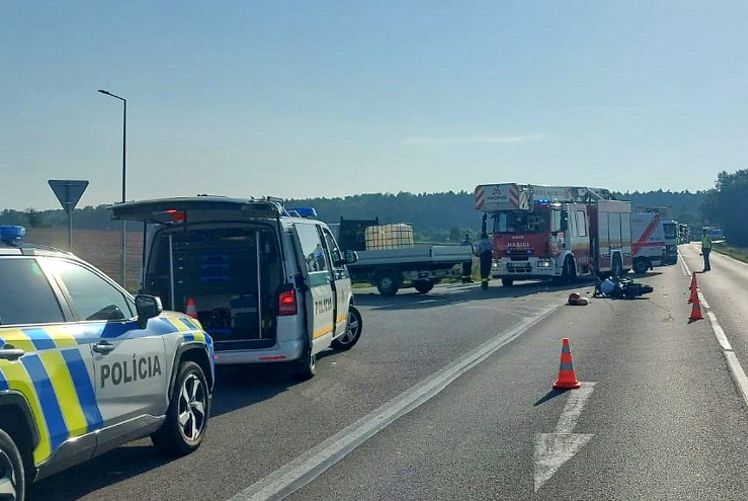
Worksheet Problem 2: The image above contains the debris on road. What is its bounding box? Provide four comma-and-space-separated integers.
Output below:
567, 292, 590, 306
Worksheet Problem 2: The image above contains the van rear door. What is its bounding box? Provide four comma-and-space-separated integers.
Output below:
291, 223, 336, 354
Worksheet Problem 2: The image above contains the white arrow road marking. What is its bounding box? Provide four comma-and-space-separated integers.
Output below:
534, 382, 596, 492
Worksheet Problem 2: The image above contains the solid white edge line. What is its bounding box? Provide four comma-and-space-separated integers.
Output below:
706, 312, 733, 351
678, 249, 691, 276
697, 291, 710, 309
227, 303, 562, 501
724, 351, 748, 410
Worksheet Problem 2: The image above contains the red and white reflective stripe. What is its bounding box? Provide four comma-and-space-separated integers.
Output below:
509, 185, 519, 207
632, 214, 661, 255
475, 186, 485, 209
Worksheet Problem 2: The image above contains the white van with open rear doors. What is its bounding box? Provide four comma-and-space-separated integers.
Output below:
111, 196, 362, 379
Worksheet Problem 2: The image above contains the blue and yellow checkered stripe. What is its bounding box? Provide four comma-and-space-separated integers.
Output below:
0, 317, 211, 466
0, 326, 103, 465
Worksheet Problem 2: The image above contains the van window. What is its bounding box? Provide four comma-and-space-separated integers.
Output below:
322, 228, 343, 267
296, 224, 329, 274
0, 258, 64, 325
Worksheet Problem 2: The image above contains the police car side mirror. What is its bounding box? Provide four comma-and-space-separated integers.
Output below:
135, 294, 163, 329
344, 250, 358, 265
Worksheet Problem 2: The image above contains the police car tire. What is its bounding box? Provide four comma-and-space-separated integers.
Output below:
0, 428, 25, 501
151, 361, 209, 456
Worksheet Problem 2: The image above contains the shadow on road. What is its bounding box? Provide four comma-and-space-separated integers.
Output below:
29, 444, 180, 501
354, 278, 598, 312
534, 388, 570, 406
30, 364, 313, 500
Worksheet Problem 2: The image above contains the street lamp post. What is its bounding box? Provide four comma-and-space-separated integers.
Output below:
98, 89, 127, 286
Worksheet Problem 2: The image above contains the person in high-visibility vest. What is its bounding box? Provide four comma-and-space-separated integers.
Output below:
476, 234, 493, 290
701, 228, 712, 272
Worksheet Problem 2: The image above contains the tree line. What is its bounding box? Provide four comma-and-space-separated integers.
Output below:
702, 169, 748, 246
0, 188, 710, 243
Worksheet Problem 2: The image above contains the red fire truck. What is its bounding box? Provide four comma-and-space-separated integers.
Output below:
474, 183, 633, 286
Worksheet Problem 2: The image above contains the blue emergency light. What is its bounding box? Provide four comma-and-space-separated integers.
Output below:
287, 207, 318, 218
0, 225, 26, 245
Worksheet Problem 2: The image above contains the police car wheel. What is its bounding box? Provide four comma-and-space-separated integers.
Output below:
152, 361, 209, 456
331, 306, 362, 351
0, 429, 25, 501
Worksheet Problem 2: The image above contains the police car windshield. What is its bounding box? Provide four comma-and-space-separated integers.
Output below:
493, 210, 547, 234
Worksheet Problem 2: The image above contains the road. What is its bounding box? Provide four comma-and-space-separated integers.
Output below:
31, 248, 748, 500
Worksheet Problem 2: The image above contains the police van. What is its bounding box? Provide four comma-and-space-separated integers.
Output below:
111, 196, 363, 379
0, 225, 214, 500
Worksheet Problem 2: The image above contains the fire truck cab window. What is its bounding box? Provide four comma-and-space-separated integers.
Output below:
494, 211, 546, 234
551, 210, 562, 234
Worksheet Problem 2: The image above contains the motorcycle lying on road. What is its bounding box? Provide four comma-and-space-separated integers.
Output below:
593, 275, 654, 299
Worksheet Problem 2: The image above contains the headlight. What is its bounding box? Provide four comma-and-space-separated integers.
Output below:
536, 260, 553, 268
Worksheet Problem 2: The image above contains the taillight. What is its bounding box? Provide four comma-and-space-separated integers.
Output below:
278, 289, 297, 316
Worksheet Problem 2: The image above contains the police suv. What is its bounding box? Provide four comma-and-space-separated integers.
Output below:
0, 225, 214, 500
111, 196, 363, 379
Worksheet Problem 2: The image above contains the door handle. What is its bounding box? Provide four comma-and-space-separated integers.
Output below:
0, 345, 24, 361
92, 341, 115, 355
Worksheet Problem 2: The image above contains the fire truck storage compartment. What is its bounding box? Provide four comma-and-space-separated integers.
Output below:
144, 224, 282, 350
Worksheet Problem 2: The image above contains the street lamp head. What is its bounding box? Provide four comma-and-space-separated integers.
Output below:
98, 89, 110, 95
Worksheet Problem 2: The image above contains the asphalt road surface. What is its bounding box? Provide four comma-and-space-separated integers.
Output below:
31, 249, 748, 500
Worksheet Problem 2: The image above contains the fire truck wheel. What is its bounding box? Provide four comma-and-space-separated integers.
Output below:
501, 278, 514, 287
633, 257, 649, 275
562, 256, 577, 284
413, 280, 434, 294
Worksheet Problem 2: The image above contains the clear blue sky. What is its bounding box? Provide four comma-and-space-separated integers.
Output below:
2, 0, 747, 209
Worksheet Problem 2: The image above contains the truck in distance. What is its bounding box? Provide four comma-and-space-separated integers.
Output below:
336, 217, 472, 296
474, 183, 632, 286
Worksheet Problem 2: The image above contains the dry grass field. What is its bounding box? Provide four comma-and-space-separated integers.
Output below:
25, 228, 144, 290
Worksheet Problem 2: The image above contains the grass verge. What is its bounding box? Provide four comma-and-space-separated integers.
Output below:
713, 242, 748, 263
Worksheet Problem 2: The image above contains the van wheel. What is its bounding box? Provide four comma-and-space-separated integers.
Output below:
633, 257, 649, 275
501, 278, 514, 287
376, 271, 399, 296
332, 306, 362, 351
0, 429, 24, 501
152, 361, 209, 456
413, 280, 434, 294
294, 350, 316, 380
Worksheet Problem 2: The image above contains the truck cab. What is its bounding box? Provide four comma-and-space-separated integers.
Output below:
476, 183, 631, 285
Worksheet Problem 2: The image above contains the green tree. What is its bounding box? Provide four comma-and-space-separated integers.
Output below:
702, 169, 748, 246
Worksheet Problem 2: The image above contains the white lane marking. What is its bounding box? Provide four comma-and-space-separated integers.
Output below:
706, 312, 733, 351
678, 249, 691, 276
555, 382, 597, 434
697, 291, 710, 309
228, 304, 562, 501
534, 382, 596, 492
725, 352, 748, 409
689, 267, 748, 413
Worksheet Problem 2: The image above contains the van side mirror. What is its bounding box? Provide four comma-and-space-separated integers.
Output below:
344, 250, 358, 265
135, 294, 163, 329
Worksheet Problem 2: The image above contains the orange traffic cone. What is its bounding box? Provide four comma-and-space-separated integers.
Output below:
689, 272, 697, 291
689, 296, 704, 322
186, 297, 198, 319
553, 338, 581, 390
688, 285, 698, 304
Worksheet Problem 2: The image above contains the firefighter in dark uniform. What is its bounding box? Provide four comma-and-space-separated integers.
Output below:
477, 233, 493, 290
461, 233, 473, 283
